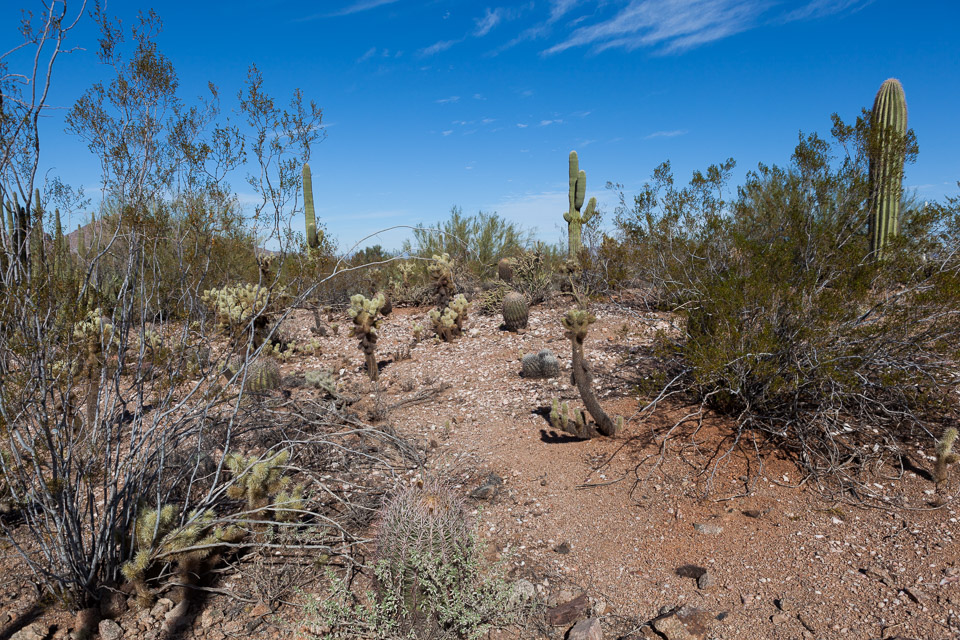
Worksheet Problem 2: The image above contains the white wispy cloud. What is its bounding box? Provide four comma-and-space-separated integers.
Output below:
356, 47, 377, 63
475, 7, 505, 36
540, 119, 563, 126
549, 0, 582, 22
420, 39, 461, 56
516, 123, 529, 128
442, 130, 454, 136
435, 96, 460, 104
645, 129, 688, 138
327, 0, 401, 18
542, 0, 871, 56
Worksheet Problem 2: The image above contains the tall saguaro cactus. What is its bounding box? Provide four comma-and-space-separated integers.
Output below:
867, 78, 908, 259
563, 150, 597, 260
303, 163, 319, 250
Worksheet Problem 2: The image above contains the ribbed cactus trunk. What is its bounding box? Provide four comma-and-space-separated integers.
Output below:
303, 163, 319, 250
563, 151, 596, 261
867, 78, 908, 260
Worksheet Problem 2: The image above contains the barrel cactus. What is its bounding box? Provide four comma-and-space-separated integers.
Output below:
373, 478, 473, 632
498, 257, 514, 282
502, 292, 528, 331
563, 151, 597, 261
867, 79, 908, 259
521, 349, 559, 379
242, 358, 281, 393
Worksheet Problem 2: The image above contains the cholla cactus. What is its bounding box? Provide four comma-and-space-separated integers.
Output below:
553, 309, 623, 438
203, 283, 270, 331
498, 257, 514, 282
348, 293, 385, 380
373, 478, 473, 630
428, 294, 469, 342
122, 505, 243, 608
522, 349, 559, 379
428, 253, 455, 306
225, 450, 303, 521
305, 368, 338, 397
72, 309, 116, 430
502, 292, 528, 331
934, 428, 959, 487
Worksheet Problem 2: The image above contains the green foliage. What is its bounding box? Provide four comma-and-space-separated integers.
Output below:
868, 79, 909, 259
616, 119, 958, 483
403, 207, 533, 281
564, 151, 597, 260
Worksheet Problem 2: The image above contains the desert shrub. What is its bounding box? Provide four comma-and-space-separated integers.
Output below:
404, 207, 533, 282
305, 478, 519, 639
623, 116, 960, 493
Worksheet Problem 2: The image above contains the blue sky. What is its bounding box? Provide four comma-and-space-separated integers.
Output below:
23, 0, 960, 252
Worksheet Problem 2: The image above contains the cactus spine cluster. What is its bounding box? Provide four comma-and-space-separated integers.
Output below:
429, 293, 469, 342
502, 291, 529, 331
563, 151, 597, 260
373, 478, 472, 626
934, 428, 959, 488
428, 253, 455, 307
303, 163, 320, 250
349, 293, 386, 380
550, 309, 623, 438
522, 349, 559, 379
867, 79, 908, 259
225, 449, 303, 521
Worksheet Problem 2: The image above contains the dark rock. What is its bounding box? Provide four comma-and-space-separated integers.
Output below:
554, 541, 571, 554
469, 473, 503, 500
547, 594, 590, 626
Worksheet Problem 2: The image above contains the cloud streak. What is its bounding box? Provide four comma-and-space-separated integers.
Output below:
327, 0, 401, 18
645, 129, 688, 138
542, 0, 872, 55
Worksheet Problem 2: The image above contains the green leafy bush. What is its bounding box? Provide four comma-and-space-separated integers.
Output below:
619, 117, 960, 489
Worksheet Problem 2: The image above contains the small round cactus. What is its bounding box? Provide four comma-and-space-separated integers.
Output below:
521, 349, 560, 379
502, 292, 528, 331
244, 358, 281, 393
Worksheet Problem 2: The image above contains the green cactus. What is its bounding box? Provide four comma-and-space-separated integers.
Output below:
303, 162, 320, 250
867, 79, 908, 259
934, 428, 959, 487
122, 505, 244, 608
498, 257, 514, 282
349, 293, 386, 380
502, 292, 528, 331
225, 450, 303, 521
305, 368, 338, 397
563, 151, 597, 261
522, 349, 559, 379
552, 309, 623, 438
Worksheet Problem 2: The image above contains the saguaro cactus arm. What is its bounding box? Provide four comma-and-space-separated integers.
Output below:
867, 78, 908, 259
303, 163, 319, 250
564, 151, 597, 258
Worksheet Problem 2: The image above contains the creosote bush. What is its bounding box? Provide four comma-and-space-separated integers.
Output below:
616, 115, 959, 494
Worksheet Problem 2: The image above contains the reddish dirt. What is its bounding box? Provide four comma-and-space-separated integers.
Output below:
2, 297, 959, 640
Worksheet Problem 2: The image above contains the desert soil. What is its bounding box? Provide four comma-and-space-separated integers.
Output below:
2, 297, 959, 640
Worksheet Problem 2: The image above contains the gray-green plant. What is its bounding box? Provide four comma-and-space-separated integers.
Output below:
428, 253, 455, 307
868, 78, 908, 259
301, 478, 519, 639
429, 293, 469, 342
225, 450, 303, 521
305, 368, 338, 397
564, 151, 597, 261
521, 349, 559, 379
